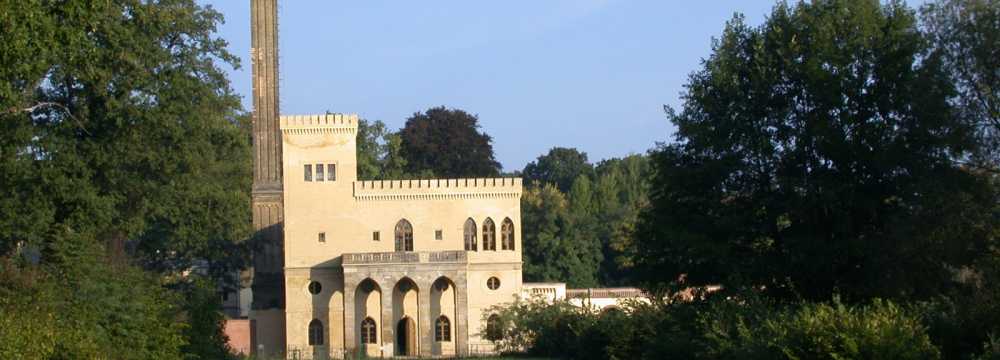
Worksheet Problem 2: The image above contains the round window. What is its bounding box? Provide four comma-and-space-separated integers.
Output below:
487, 277, 501, 290
308, 281, 322, 295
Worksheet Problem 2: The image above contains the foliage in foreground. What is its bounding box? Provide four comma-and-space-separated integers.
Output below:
485, 294, 946, 360
0, 0, 249, 359
0, 250, 185, 360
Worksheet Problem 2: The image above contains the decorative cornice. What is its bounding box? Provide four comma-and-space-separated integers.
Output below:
279, 114, 358, 133
353, 178, 522, 201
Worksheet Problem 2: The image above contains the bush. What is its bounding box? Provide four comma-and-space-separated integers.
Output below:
487, 294, 941, 360
747, 299, 938, 360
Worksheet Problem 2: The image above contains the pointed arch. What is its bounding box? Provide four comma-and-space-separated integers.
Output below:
501, 217, 515, 251
482, 217, 496, 251
395, 219, 413, 252
308, 319, 324, 346
464, 218, 477, 251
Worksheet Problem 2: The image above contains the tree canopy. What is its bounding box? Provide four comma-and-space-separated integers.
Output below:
523, 147, 595, 192
633, 0, 998, 301
0, 1, 248, 358
399, 106, 502, 178
922, 0, 1000, 165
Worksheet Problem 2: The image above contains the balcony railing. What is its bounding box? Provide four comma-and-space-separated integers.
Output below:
342, 250, 467, 265
566, 287, 647, 299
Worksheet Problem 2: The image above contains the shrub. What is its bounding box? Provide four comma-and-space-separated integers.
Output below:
744, 300, 941, 359
487, 294, 941, 360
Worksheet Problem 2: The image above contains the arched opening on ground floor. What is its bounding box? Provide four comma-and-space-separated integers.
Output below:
431, 276, 457, 356
393, 277, 420, 356
354, 278, 382, 357
396, 316, 417, 356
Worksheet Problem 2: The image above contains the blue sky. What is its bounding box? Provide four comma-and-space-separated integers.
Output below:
202, 1, 923, 172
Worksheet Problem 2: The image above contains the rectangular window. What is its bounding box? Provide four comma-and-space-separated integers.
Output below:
315, 164, 325, 182
318, 232, 326, 243
372, 231, 380, 241
304, 165, 313, 182
327, 164, 337, 181
435, 230, 443, 240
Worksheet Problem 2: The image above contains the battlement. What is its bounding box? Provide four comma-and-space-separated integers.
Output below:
353, 178, 522, 201
279, 114, 358, 134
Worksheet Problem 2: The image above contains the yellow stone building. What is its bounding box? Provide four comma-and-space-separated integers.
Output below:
277, 114, 523, 358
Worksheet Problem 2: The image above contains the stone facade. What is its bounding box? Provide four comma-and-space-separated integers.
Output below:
276, 114, 523, 358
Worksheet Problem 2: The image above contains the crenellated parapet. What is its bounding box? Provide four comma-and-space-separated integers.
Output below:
353, 178, 522, 201
279, 114, 358, 134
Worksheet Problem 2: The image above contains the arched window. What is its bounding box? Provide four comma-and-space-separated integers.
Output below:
435, 315, 451, 342
463, 218, 477, 251
361, 317, 377, 344
308, 319, 324, 346
485, 314, 502, 341
501, 218, 515, 251
395, 219, 413, 252
482, 218, 496, 251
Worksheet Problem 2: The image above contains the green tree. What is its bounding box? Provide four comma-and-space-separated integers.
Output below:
634, 0, 996, 301
523, 147, 595, 192
355, 118, 388, 180
521, 185, 570, 283
563, 176, 603, 288
355, 118, 410, 180
0, 1, 249, 357
178, 276, 237, 360
399, 106, 502, 177
521, 182, 604, 288
592, 155, 651, 285
922, 0, 1000, 165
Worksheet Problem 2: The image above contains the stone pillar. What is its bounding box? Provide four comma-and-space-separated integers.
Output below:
380, 279, 396, 357
342, 277, 356, 356
249, 0, 285, 354
454, 272, 470, 357
418, 282, 433, 358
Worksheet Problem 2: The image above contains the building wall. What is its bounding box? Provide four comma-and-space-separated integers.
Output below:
279, 114, 523, 358
224, 319, 252, 356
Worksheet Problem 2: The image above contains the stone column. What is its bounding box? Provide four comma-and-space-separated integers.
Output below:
418, 281, 433, 358
342, 276, 356, 356
380, 277, 396, 357
454, 272, 470, 357
249, 0, 285, 353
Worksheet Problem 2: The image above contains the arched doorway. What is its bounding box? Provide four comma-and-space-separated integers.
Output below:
396, 316, 417, 356
392, 278, 420, 356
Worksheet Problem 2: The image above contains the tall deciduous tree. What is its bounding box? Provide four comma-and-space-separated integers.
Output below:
522, 185, 571, 283
523, 147, 595, 192
355, 118, 409, 180
400, 106, 502, 178
634, 0, 997, 301
0, 1, 249, 357
922, 0, 1000, 165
